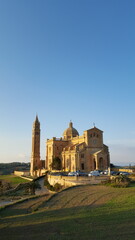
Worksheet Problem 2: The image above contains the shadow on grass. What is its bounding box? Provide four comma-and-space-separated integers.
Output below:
1, 184, 135, 240
129, 182, 135, 187
1, 205, 135, 240
0, 194, 51, 218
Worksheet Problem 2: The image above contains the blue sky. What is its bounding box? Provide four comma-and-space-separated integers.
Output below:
0, 0, 135, 166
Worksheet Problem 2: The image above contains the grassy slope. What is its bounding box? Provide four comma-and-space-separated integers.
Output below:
1, 184, 135, 240
0, 175, 29, 187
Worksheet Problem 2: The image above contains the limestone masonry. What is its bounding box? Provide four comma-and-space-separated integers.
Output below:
30, 116, 41, 176
30, 116, 110, 176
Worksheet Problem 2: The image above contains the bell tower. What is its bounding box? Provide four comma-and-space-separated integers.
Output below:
30, 115, 41, 176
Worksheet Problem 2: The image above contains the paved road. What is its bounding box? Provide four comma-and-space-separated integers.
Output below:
35, 176, 50, 195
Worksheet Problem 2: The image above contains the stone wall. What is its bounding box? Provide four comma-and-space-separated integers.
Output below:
48, 175, 109, 187
14, 171, 30, 177
118, 168, 134, 173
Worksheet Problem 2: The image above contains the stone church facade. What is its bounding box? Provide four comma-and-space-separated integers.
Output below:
46, 122, 110, 172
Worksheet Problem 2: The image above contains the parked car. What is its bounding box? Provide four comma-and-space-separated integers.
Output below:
110, 171, 118, 176
77, 172, 88, 176
103, 170, 108, 175
100, 171, 104, 175
88, 170, 100, 177
119, 172, 130, 176
59, 172, 68, 176
50, 172, 68, 176
68, 172, 79, 176
99, 170, 109, 175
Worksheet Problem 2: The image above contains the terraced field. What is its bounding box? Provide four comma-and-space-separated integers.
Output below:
1, 184, 135, 240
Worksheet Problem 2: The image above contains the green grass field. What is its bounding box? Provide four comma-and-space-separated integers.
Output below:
0, 175, 30, 187
0, 184, 135, 240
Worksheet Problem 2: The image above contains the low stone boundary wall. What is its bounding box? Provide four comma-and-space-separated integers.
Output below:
14, 171, 30, 177
48, 175, 109, 187
118, 168, 134, 173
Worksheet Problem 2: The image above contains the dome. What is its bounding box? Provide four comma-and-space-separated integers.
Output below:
63, 122, 79, 140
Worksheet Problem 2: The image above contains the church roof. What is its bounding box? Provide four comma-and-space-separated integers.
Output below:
90, 149, 103, 155
63, 121, 79, 139
63, 143, 79, 151
90, 126, 103, 132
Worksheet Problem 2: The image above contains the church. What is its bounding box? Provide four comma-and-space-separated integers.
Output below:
46, 121, 110, 172
30, 116, 110, 176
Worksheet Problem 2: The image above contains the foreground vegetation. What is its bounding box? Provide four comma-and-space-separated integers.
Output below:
1, 184, 135, 240
0, 175, 30, 197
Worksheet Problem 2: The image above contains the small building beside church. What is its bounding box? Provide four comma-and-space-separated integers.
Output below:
46, 122, 110, 172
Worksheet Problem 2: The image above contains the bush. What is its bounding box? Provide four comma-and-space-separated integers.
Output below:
44, 179, 62, 192
47, 185, 55, 191
53, 183, 62, 192
44, 179, 55, 191
112, 175, 130, 188
0, 180, 12, 194
103, 175, 131, 188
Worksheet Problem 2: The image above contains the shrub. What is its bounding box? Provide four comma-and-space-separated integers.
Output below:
47, 184, 55, 191
103, 175, 131, 188
0, 180, 12, 194
53, 183, 62, 192
112, 175, 130, 188
44, 179, 62, 192
44, 179, 55, 191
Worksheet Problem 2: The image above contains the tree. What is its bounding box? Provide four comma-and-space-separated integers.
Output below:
51, 157, 62, 170
110, 163, 115, 169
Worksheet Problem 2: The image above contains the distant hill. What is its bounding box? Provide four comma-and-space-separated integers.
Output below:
0, 162, 30, 175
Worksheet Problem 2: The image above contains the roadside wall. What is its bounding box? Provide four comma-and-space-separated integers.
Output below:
14, 171, 30, 177
118, 169, 134, 173
48, 175, 109, 187
14, 169, 46, 178
111, 168, 134, 173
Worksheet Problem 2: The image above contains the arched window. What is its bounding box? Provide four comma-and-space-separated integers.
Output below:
81, 163, 84, 170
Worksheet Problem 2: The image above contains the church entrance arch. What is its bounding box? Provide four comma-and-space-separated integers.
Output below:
99, 157, 103, 170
